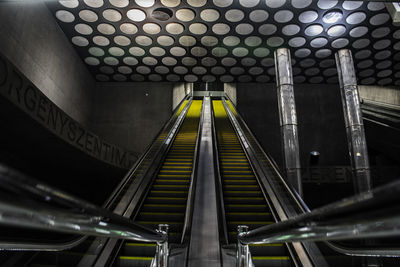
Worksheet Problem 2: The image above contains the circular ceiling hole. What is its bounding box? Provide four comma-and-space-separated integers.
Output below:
152, 8, 173, 21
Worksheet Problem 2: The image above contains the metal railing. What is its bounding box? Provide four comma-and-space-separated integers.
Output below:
236, 180, 400, 267
0, 164, 169, 267
0, 95, 193, 266
221, 96, 400, 266
221, 97, 319, 266
180, 99, 204, 244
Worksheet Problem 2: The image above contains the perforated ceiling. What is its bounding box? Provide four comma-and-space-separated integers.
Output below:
47, 0, 400, 85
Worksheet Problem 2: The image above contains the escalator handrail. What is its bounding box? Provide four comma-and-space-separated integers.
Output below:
0, 95, 192, 251
103, 93, 192, 210
0, 166, 167, 243
86, 97, 194, 266
210, 100, 230, 246
237, 180, 400, 246
223, 94, 288, 195
361, 99, 400, 113
222, 97, 400, 258
222, 96, 307, 215
181, 99, 204, 244
221, 98, 324, 266
325, 239, 400, 257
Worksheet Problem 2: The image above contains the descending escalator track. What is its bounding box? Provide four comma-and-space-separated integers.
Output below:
117, 100, 203, 267
213, 100, 292, 267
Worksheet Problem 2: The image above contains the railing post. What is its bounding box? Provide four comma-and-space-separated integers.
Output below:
237, 225, 250, 267
155, 224, 169, 267
335, 49, 371, 194
274, 48, 303, 196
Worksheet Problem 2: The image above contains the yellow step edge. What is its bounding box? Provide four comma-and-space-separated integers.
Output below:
252, 256, 290, 260
119, 256, 153, 261
153, 185, 189, 188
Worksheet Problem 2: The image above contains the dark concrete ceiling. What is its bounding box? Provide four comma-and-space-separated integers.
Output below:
47, 0, 400, 85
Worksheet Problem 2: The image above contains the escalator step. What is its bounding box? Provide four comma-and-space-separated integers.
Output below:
252, 256, 291, 267
226, 204, 268, 211
224, 191, 263, 197
117, 256, 153, 267
226, 212, 272, 221
213, 99, 293, 266
224, 179, 258, 185
137, 212, 185, 221
224, 197, 265, 204
115, 100, 203, 267
145, 197, 187, 204
143, 204, 186, 210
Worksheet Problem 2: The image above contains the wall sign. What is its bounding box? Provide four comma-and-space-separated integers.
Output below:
0, 53, 137, 169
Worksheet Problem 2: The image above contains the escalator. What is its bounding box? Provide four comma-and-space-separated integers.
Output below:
212, 100, 292, 267
21, 99, 202, 267
116, 99, 202, 267
3, 96, 396, 267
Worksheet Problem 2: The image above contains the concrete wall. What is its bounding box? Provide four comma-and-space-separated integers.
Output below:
0, 0, 95, 126
359, 85, 400, 106
224, 83, 237, 106
90, 82, 173, 155
237, 83, 349, 168
172, 82, 186, 111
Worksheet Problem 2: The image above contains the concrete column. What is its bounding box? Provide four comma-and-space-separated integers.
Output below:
335, 49, 371, 193
185, 82, 193, 96
274, 48, 302, 196
224, 83, 237, 106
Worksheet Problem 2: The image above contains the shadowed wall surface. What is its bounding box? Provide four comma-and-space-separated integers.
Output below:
90, 82, 174, 155
0, 0, 95, 127
236, 83, 349, 168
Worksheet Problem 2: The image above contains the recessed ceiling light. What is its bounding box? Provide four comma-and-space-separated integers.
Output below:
127, 9, 146, 22
322, 10, 343, 24
135, 0, 155, 7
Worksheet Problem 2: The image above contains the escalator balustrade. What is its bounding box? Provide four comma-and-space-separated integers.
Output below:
117, 100, 202, 267
25, 101, 194, 267
213, 100, 292, 267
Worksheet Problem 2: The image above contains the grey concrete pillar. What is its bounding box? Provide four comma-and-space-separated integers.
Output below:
274, 48, 302, 196
185, 82, 193, 96
335, 49, 371, 194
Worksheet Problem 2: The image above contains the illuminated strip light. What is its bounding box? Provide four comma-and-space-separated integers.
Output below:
166, 103, 190, 145
224, 101, 249, 149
